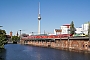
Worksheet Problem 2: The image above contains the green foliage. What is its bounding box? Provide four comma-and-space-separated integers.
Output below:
70, 21, 76, 35
0, 29, 7, 49
12, 36, 20, 42
88, 22, 90, 36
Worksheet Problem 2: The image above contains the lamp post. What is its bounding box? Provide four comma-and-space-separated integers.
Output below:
44, 30, 45, 35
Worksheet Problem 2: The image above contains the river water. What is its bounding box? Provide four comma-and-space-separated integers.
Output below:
0, 44, 90, 60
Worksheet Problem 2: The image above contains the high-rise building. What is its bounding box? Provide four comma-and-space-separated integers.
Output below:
82, 22, 90, 35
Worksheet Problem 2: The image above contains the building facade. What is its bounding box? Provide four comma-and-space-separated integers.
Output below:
75, 27, 82, 34
82, 22, 89, 35
54, 22, 89, 35
54, 24, 70, 35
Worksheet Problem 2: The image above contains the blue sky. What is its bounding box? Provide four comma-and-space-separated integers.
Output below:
0, 0, 90, 35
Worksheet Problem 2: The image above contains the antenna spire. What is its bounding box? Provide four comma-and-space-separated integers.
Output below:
38, 2, 41, 20
39, 2, 40, 14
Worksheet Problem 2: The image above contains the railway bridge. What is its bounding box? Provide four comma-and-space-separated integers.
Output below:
20, 36, 90, 52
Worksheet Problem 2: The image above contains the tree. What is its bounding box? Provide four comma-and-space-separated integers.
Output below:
0, 29, 7, 49
70, 21, 76, 35
88, 22, 90, 36
12, 36, 20, 42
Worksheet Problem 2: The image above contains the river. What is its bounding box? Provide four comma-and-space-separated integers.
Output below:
0, 44, 90, 60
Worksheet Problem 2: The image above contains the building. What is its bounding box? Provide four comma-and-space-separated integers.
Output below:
82, 22, 90, 35
6, 35, 11, 41
10, 31, 13, 37
54, 29, 62, 35
75, 27, 82, 34
54, 22, 90, 35
60, 24, 70, 34
54, 24, 70, 35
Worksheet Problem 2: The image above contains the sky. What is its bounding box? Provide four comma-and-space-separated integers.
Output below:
0, 0, 90, 35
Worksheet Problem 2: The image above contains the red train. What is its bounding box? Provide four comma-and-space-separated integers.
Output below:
22, 34, 73, 40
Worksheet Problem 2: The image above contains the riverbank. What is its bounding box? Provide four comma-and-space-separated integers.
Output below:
0, 48, 6, 53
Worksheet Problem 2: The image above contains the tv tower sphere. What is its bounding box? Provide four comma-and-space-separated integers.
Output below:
38, 2, 41, 20
38, 14, 41, 20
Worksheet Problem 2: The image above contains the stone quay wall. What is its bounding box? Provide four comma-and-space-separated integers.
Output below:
20, 39, 90, 52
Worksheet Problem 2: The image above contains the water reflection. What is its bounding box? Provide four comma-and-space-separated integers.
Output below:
0, 49, 6, 60
37, 54, 41, 60
3, 44, 90, 60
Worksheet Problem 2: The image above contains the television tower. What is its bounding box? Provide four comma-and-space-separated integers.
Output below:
38, 2, 41, 35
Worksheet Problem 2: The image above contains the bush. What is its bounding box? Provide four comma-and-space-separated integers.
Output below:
0, 29, 7, 49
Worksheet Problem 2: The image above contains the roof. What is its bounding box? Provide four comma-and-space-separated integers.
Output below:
30, 34, 48, 36
55, 29, 60, 30
55, 29, 62, 32
63, 24, 70, 26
